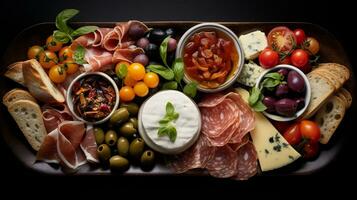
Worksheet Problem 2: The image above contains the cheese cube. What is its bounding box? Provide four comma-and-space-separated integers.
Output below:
237, 61, 266, 87
239, 30, 268, 60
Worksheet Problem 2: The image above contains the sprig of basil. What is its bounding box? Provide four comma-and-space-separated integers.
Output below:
249, 87, 267, 112
158, 102, 179, 142
73, 45, 87, 65
162, 81, 178, 90
160, 36, 170, 67
115, 63, 128, 79
147, 64, 174, 80
173, 58, 184, 83
71, 26, 99, 37
183, 82, 198, 98
56, 9, 78, 34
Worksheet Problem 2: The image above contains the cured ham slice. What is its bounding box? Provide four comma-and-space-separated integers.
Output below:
83, 47, 113, 72
80, 125, 99, 163
73, 28, 113, 48
36, 130, 59, 164
112, 47, 145, 64
42, 104, 73, 133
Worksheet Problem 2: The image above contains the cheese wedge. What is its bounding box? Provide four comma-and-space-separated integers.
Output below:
235, 88, 301, 172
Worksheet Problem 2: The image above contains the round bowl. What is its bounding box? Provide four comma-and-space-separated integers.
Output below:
255, 64, 311, 122
175, 22, 244, 93
66, 72, 120, 124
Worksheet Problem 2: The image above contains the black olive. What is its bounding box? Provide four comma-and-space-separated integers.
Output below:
148, 29, 167, 45
165, 28, 175, 37
145, 43, 160, 61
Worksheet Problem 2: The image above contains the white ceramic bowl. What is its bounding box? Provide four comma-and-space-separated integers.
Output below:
255, 64, 311, 122
66, 72, 120, 124
175, 23, 244, 93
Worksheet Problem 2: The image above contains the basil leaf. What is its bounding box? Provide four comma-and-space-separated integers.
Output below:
115, 63, 128, 79
172, 112, 179, 120
56, 9, 78, 34
173, 58, 184, 83
262, 78, 280, 88
264, 72, 283, 80
162, 81, 178, 90
183, 82, 198, 98
160, 36, 170, 67
158, 126, 169, 137
249, 87, 261, 106
166, 102, 175, 116
73, 45, 87, 65
71, 26, 99, 37
147, 64, 174, 80
167, 126, 177, 142
53, 30, 71, 43
252, 101, 267, 112
159, 117, 170, 125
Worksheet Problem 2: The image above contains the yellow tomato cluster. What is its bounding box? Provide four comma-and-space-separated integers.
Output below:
117, 62, 159, 102
27, 35, 79, 84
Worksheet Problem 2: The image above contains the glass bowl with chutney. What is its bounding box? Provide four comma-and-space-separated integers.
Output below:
176, 23, 244, 93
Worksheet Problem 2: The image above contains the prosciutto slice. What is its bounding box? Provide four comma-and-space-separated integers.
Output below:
112, 47, 145, 64
83, 47, 113, 72
80, 125, 99, 163
42, 104, 73, 133
73, 28, 113, 48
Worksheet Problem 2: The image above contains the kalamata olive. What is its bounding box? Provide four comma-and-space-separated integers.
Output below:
140, 150, 155, 170
167, 38, 177, 52
287, 71, 305, 93
120, 102, 139, 116
109, 155, 129, 171
145, 43, 159, 61
94, 127, 105, 145
277, 68, 289, 77
105, 130, 118, 146
97, 144, 111, 161
110, 108, 129, 126
148, 29, 167, 45
119, 122, 137, 138
275, 98, 298, 117
263, 96, 277, 113
295, 97, 305, 110
117, 137, 129, 157
129, 118, 138, 129
275, 84, 289, 97
128, 23, 147, 40
129, 138, 145, 159
136, 37, 149, 49
165, 28, 175, 37
133, 54, 149, 66
167, 52, 175, 66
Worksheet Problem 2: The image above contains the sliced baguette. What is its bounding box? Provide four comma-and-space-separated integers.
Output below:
22, 59, 65, 103
4, 61, 25, 86
311, 70, 341, 91
2, 89, 36, 107
7, 100, 47, 151
339, 88, 352, 108
316, 63, 350, 83
315, 95, 346, 144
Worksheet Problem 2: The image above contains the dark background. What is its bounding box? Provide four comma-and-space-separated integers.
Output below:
0, 0, 356, 194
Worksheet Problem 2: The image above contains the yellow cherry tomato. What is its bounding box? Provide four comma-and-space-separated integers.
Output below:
144, 72, 159, 88
128, 63, 146, 81
46, 35, 63, 52
115, 61, 130, 78
39, 50, 58, 69
49, 64, 67, 83
63, 59, 79, 74
119, 86, 135, 102
124, 75, 138, 87
59, 46, 74, 61
27, 45, 44, 60
133, 82, 149, 97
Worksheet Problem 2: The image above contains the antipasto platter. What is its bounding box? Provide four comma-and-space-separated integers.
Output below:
0, 9, 354, 179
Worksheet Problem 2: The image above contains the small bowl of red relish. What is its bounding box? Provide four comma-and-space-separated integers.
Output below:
176, 23, 244, 93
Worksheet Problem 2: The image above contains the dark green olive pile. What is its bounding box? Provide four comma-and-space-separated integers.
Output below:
94, 102, 155, 172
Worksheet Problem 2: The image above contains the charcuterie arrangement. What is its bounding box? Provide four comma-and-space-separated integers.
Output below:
1, 9, 353, 180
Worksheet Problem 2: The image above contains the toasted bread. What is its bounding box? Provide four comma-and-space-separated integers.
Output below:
2, 89, 36, 107
339, 88, 352, 108
4, 61, 25, 86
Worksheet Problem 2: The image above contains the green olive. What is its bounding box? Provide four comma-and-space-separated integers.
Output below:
119, 122, 137, 138
109, 155, 129, 171
120, 102, 139, 116
97, 144, 111, 161
105, 130, 118, 146
110, 108, 129, 125
94, 127, 105, 145
129, 138, 145, 159
129, 118, 138, 129
140, 150, 155, 168
117, 137, 129, 157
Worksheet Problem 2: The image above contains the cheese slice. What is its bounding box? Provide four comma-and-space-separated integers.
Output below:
235, 88, 301, 172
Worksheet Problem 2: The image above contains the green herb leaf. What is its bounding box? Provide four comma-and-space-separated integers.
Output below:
249, 87, 261, 106
157, 102, 179, 143
71, 26, 99, 37
252, 100, 267, 112
73, 45, 87, 65
173, 58, 184, 83
115, 63, 128, 79
183, 82, 198, 98
53, 30, 71, 43
55, 9, 78, 34
166, 102, 175, 116
147, 64, 174, 80
264, 72, 283, 80
167, 126, 177, 142
172, 112, 179, 120
160, 36, 170, 67
158, 126, 169, 137
162, 81, 178, 90
261, 78, 280, 88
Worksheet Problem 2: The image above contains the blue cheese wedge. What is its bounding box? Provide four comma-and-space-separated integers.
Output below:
235, 88, 301, 172
138, 90, 201, 154
237, 61, 266, 87
239, 30, 268, 60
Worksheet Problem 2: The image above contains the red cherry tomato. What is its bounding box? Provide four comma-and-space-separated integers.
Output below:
293, 29, 306, 46
279, 56, 291, 65
259, 48, 279, 69
303, 141, 319, 159
283, 123, 302, 146
291, 49, 309, 68
300, 120, 321, 143
300, 62, 312, 74
267, 26, 296, 54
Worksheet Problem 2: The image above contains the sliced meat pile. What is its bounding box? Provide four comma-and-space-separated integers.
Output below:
73, 20, 148, 72
170, 92, 258, 180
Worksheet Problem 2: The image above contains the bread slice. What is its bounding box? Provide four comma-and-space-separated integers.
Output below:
22, 59, 65, 103
4, 61, 25, 86
316, 63, 350, 83
315, 96, 346, 144
335, 90, 348, 108
302, 73, 335, 119
7, 100, 47, 151
339, 88, 352, 108
2, 89, 36, 107
311, 70, 341, 91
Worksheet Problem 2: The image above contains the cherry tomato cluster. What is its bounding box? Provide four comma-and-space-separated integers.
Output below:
117, 62, 159, 102
27, 35, 79, 83
259, 26, 320, 73
281, 120, 321, 159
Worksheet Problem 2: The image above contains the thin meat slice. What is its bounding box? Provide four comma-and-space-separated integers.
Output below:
72, 28, 113, 48
232, 142, 258, 180
83, 47, 113, 72
205, 115, 240, 146
206, 145, 238, 178
112, 47, 144, 63
80, 125, 99, 163
42, 104, 73, 133
36, 130, 60, 163
198, 93, 225, 107
228, 135, 250, 151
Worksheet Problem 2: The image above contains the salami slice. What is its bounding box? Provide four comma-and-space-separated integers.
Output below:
206, 145, 238, 178
232, 142, 258, 180
228, 135, 250, 151
206, 116, 240, 146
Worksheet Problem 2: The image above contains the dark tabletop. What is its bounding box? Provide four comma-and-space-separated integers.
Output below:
0, 0, 356, 194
